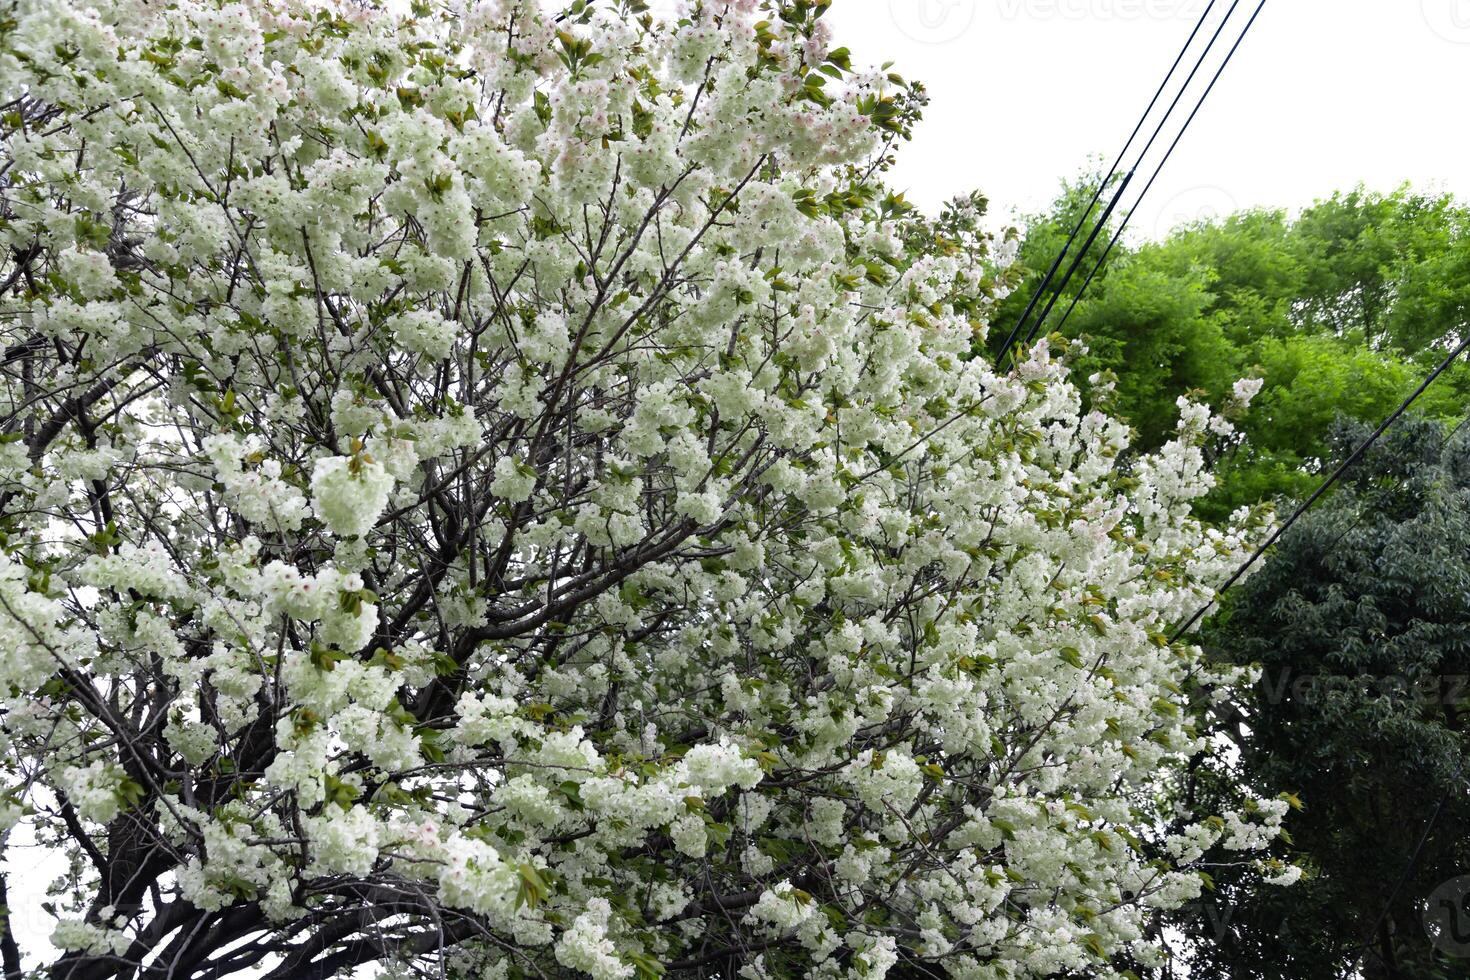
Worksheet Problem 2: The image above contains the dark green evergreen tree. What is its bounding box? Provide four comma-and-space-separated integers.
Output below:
1177, 417, 1470, 980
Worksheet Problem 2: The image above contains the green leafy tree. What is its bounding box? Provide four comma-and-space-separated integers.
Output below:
1290, 189, 1470, 352
1178, 417, 1470, 980
995, 182, 1470, 521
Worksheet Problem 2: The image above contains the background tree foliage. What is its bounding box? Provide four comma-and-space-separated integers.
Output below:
992, 182, 1470, 521
1175, 417, 1470, 979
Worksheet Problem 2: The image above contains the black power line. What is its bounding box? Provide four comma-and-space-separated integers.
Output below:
1020, 0, 1260, 350
994, 1, 1459, 968
1046, 0, 1269, 343
1171, 327, 1470, 643
995, 0, 1224, 363
1177, 349, 1470, 976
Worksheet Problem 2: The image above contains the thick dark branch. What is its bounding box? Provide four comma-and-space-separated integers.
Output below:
287, 916, 483, 980
27, 375, 128, 463
0, 863, 23, 980
0, 243, 41, 301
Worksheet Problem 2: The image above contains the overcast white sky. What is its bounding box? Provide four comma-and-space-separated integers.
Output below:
809, 0, 1470, 239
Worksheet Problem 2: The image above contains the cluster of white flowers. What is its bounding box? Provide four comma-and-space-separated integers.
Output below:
748, 882, 819, 932
310, 452, 396, 538
0, 0, 1294, 977
0, 552, 92, 692
204, 433, 311, 532
51, 918, 130, 957
387, 309, 459, 362
55, 761, 128, 824
437, 835, 519, 918
555, 899, 631, 980
304, 807, 380, 876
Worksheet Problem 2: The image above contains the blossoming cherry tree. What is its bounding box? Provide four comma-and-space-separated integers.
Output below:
0, 0, 1289, 977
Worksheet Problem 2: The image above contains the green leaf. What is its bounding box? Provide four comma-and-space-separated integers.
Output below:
515, 862, 552, 910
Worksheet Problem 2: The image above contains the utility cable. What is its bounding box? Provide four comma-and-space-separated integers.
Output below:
995, 0, 1225, 362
